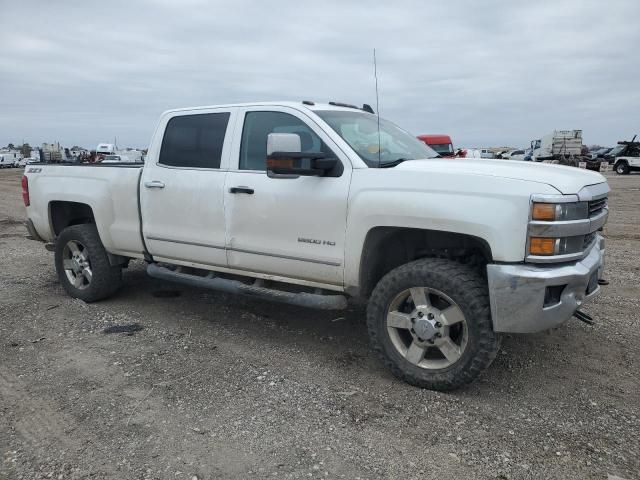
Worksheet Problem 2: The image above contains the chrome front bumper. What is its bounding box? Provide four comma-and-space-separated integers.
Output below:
486, 236, 604, 333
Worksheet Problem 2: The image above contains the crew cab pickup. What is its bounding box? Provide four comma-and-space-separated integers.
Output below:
23, 101, 609, 390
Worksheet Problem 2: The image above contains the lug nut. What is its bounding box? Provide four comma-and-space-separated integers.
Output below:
428, 339, 435, 344
410, 328, 415, 333
435, 333, 442, 338
411, 318, 415, 323
418, 312, 424, 318
435, 322, 442, 328
427, 313, 434, 320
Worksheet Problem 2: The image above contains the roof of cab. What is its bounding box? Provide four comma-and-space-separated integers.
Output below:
161, 101, 374, 116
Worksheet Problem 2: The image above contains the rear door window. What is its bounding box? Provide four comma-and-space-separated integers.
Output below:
159, 112, 230, 169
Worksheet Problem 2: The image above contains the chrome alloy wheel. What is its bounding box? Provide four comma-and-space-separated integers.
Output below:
386, 287, 468, 369
62, 240, 92, 290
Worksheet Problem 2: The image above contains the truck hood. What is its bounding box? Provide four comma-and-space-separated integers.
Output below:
395, 158, 606, 194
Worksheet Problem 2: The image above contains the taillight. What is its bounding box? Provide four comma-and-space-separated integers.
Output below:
21, 175, 30, 206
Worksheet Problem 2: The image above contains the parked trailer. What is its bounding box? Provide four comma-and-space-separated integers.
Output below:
530, 130, 583, 162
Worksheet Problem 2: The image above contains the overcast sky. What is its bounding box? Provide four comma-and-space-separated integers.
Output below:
1, 0, 638, 150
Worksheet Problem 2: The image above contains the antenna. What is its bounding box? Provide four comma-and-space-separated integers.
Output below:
373, 48, 381, 168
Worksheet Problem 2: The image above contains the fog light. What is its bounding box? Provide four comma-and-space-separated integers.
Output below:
544, 285, 565, 307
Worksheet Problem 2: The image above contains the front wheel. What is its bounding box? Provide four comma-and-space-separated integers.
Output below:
367, 258, 500, 391
615, 162, 630, 175
54, 224, 123, 302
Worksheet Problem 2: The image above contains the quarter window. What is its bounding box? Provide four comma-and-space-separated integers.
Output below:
239, 111, 331, 171
159, 112, 230, 169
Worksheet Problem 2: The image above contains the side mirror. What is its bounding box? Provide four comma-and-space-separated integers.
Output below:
266, 132, 337, 178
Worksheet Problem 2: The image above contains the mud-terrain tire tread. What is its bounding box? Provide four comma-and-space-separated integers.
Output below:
367, 257, 500, 391
54, 224, 122, 302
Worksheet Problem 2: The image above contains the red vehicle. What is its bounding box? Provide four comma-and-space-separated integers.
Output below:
417, 134, 466, 158
417, 134, 454, 157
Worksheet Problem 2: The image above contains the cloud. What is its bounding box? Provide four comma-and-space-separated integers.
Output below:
0, 0, 638, 149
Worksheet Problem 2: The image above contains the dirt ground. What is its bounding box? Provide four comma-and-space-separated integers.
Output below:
0, 167, 638, 480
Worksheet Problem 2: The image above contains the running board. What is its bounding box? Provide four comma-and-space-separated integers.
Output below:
147, 263, 348, 310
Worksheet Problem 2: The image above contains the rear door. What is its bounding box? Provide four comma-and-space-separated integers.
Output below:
223, 107, 352, 287
140, 108, 236, 268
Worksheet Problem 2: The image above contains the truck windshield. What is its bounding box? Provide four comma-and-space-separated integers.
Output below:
315, 110, 439, 167
608, 145, 625, 156
429, 143, 454, 155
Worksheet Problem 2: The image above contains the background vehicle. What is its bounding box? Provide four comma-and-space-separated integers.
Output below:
612, 136, 640, 174
19, 157, 37, 167
0, 153, 19, 168
23, 101, 609, 391
614, 156, 640, 174
479, 148, 495, 159
530, 130, 583, 163
101, 155, 124, 163
590, 147, 611, 160
502, 149, 526, 160
96, 143, 116, 156
416, 134, 455, 157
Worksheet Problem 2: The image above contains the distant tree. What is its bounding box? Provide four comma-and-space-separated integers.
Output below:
20, 143, 32, 158
70, 145, 83, 151
7, 143, 15, 150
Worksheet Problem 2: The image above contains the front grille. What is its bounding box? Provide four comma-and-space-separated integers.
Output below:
583, 232, 596, 249
588, 197, 607, 216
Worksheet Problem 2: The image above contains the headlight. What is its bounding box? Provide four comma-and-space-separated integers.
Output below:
527, 196, 607, 263
531, 202, 588, 221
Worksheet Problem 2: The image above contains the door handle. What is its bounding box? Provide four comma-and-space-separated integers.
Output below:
144, 181, 165, 189
229, 186, 254, 194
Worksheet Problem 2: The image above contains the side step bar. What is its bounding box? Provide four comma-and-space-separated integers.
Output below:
147, 263, 348, 310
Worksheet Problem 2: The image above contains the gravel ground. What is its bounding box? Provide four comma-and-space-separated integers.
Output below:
0, 168, 638, 480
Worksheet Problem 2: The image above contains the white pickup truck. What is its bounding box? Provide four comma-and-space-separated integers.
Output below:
23, 101, 609, 390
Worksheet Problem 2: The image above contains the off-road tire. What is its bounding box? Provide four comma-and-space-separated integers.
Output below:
615, 161, 630, 175
55, 224, 123, 302
367, 258, 500, 391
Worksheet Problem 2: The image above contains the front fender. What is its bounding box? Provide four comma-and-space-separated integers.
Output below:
343, 169, 559, 289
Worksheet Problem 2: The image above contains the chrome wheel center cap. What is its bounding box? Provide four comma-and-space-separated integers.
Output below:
414, 318, 438, 340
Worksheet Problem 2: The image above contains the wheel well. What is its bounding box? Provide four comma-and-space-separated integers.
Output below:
358, 227, 492, 298
50, 201, 96, 236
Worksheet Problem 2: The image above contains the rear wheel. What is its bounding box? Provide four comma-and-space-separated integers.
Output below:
55, 224, 123, 302
367, 258, 500, 391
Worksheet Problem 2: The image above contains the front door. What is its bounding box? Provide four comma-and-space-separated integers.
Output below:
140, 108, 235, 268
224, 107, 351, 287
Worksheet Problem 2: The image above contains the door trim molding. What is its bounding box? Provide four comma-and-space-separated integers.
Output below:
146, 236, 341, 266
146, 236, 226, 250
228, 247, 341, 267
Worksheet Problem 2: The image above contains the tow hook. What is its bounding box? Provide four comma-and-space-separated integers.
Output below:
573, 310, 595, 325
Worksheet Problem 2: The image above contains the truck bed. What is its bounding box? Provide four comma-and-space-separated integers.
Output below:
25, 163, 146, 259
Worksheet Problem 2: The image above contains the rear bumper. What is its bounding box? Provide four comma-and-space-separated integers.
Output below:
487, 236, 604, 333
25, 218, 45, 242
